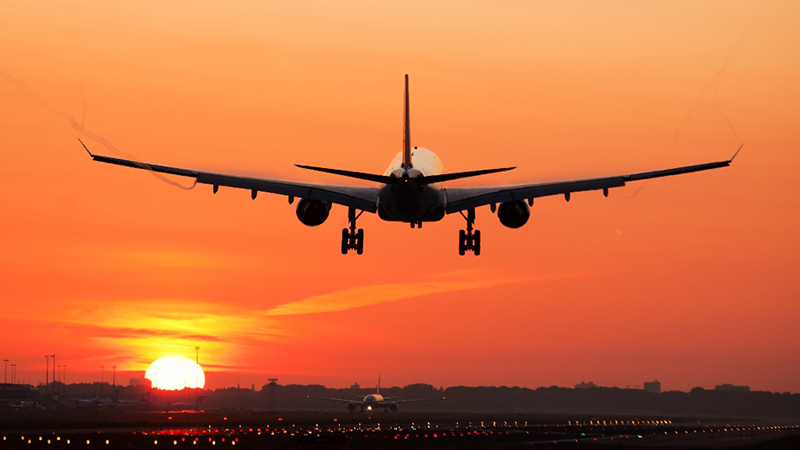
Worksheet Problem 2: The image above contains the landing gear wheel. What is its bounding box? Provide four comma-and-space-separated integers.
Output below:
356, 229, 364, 254
341, 228, 349, 254
457, 208, 481, 256
341, 208, 365, 255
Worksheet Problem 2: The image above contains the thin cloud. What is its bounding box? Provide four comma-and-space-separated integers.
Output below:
41, 298, 285, 371
265, 278, 511, 317
55, 322, 224, 342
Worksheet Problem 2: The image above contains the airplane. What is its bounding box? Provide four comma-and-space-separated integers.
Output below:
0, 400, 46, 411
308, 377, 444, 412
81, 75, 740, 255
166, 395, 205, 412
72, 388, 116, 410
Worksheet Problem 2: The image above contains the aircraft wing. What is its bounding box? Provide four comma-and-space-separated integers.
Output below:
444, 148, 740, 214
82, 143, 379, 213
307, 395, 362, 405
389, 397, 446, 404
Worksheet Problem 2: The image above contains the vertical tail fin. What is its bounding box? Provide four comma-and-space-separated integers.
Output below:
377, 375, 381, 394
402, 75, 412, 169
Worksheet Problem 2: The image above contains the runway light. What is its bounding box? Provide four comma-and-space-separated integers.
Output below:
86, 440, 91, 445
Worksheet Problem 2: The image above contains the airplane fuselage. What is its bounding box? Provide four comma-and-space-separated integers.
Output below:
378, 147, 446, 223
362, 393, 385, 411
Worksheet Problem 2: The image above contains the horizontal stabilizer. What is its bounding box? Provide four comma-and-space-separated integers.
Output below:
297, 164, 515, 185
416, 167, 515, 185
295, 164, 395, 184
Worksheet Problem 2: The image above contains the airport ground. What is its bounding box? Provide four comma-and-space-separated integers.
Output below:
0, 411, 798, 449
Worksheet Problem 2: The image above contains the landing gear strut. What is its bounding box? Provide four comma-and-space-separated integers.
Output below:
458, 208, 480, 256
341, 207, 364, 255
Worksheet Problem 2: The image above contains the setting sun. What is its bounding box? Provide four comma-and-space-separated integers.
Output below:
145, 355, 205, 390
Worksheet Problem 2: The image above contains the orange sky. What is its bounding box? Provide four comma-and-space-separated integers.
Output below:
1, 0, 799, 392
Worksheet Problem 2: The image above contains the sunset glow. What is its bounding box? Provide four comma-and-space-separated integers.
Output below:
0, 1, 798, 393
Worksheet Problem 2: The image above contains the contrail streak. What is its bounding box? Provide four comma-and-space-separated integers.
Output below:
673, 31, 747, 147
713, 86, 743, 145
626, 185, 645, 199
0, 66, 196, 190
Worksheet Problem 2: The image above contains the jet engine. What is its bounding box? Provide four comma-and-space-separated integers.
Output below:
497, 201, 530, 228
388, 403, 398, 412
347, 403, 357, 412
295, 199, 331, 226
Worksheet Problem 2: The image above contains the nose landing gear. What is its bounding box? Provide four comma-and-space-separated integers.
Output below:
341, 207, 364, 254
458, 208, 480, 256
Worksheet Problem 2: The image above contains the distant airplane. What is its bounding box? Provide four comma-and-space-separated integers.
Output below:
76, 389, 205, 411
73, 388, 115, 410
82, 75, 740, 255
0, 399, 45, 411
167, 395, 205, 412
308, 377, 444, 412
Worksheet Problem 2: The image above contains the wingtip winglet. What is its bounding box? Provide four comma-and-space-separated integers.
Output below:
730, 144, 743, 162
78, 138, 94, 157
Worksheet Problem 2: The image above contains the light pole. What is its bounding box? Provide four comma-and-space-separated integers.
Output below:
11, 364, 16, 385
101, 365, 104, 384
44, 355, 49, 393
3, 359, 7, 384
112, 365, 116, 387
51, 355, 57, 393
63, 365, 66, 385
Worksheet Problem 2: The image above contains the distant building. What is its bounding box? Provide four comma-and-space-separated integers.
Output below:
643, 380, 661, 394
574, 381, 597, 389
129, 378, 152, 388
350, 382, 360, 390
715, 383, 750, 392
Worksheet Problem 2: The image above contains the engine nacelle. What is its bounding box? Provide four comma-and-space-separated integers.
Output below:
388, 403, 398, 412
347, 403, 357, 412
295, 199, 331, 226
497, 200, 530, 228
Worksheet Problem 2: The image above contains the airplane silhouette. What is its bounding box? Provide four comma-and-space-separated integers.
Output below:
82, 75, 740, 255
308, 376, 444, 412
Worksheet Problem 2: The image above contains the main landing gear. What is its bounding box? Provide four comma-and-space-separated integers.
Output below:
458, 208, 480, 256
341, 207, 364, 255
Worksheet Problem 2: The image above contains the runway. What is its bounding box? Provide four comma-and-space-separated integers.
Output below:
0, 411, 797, 449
